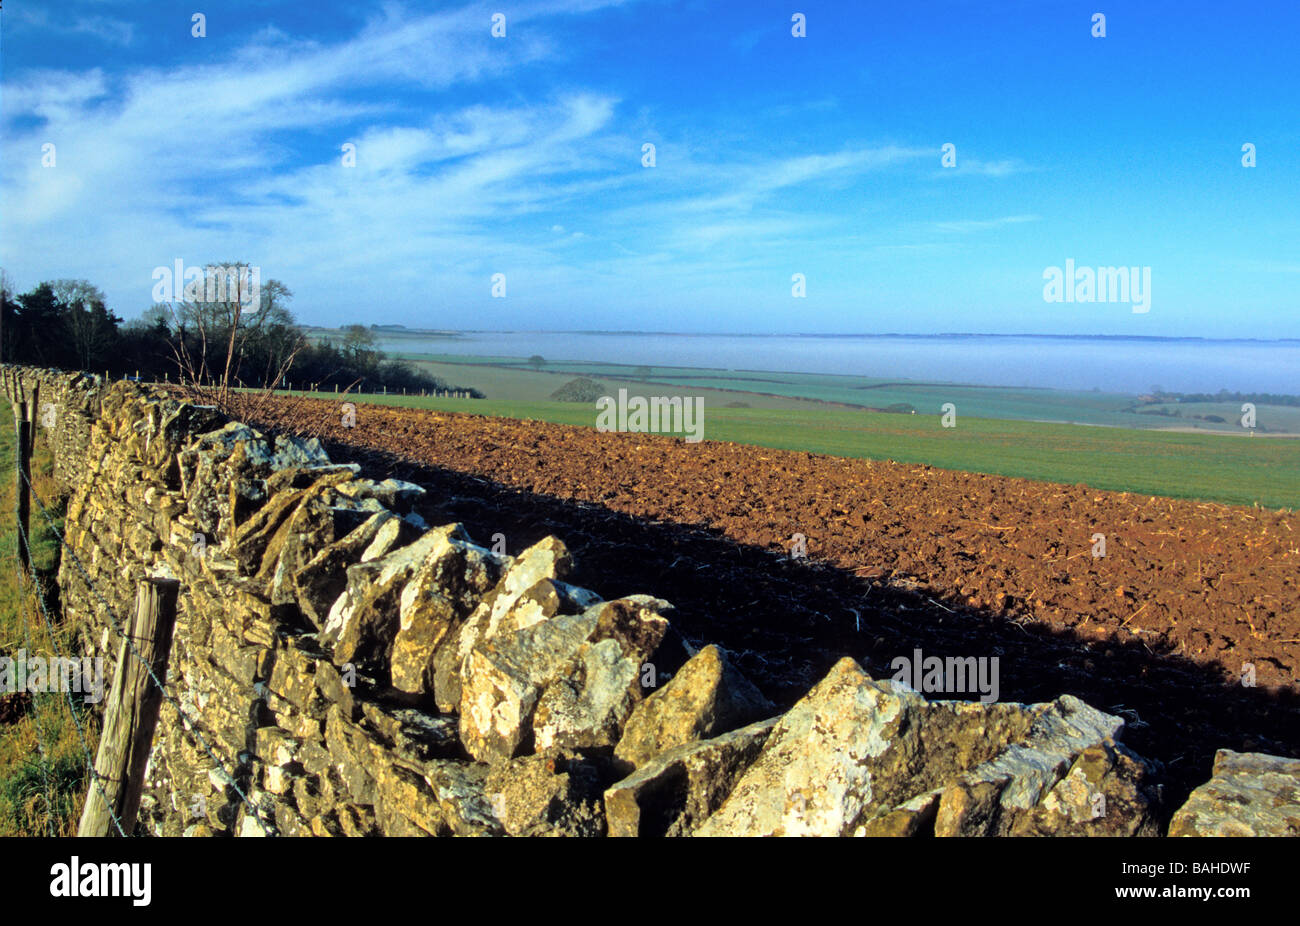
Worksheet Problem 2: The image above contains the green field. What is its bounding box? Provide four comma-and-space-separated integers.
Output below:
383, 352, 1300, 435
286, 337, 1300, 508
387, 355, 828, 411
294, 390, 1300, 510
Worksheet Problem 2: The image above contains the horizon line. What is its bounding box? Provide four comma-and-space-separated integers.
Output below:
311, 327, 1300, 343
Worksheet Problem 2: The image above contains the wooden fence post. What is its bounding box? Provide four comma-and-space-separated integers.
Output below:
78, 578, 181, 837
26, 383, 39, 458
11, 385, 31, 577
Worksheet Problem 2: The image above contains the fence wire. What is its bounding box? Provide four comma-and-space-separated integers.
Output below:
18, 466, 275, 837
13, 516, 128, 837
19, 567, 56, 837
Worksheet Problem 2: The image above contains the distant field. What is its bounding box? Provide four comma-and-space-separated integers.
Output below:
386, 355, 825, 411
387, 352, 1300, 435
1131, 401, 1300, 433
291, 390, 1300, 509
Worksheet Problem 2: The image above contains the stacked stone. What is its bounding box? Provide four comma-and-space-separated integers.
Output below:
3, 365, 1295, 838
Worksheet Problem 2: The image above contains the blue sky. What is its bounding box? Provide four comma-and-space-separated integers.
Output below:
2, 0, 1297, 337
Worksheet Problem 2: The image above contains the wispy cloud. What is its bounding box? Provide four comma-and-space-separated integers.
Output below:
1, 3, 950, 322
931, 215, 1040, 234
10, 0, 1267, 338
938, 158, 1033, 178
10, 8, 137, 46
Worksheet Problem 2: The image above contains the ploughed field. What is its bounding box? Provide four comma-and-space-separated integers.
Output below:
240, 395, 1300, 809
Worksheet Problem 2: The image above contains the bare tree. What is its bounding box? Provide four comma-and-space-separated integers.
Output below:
164, 263, 304, 417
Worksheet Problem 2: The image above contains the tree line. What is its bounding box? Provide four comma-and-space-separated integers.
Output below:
1145, 388, 1299, 408
0, 266, 480, 397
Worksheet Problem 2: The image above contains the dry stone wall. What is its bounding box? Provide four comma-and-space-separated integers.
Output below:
2, 367, 105, 489
3, 366, 1295, 837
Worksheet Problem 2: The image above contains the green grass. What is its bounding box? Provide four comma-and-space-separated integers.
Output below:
0, 735, 88, 836
299, 391, 1300, 510
0, 399, 91, 837
1133, 401, 1300, 434
383, 356, 830, 411
378, 351, 1300, 435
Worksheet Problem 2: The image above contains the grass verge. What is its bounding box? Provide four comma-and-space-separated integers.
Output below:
0, 398, 95, 836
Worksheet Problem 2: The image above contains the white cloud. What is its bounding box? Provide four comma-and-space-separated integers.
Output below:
931, 215, 1040, 234
10, 8, 136, 46
0, 0, 1007, 328
938, 158, 1032, 178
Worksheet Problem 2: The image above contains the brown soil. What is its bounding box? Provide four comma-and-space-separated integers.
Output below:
238, 395, 1300, 811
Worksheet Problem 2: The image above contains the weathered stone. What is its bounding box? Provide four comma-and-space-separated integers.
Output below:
309, 814, 340, 837
178, 423, 264, 534
265, 645, 320, 714
854, 791, 943, 836
1169, 749, 1300, 837
432, 536, 580, 712
389, 526, 500, 698
324, 705, 379, 805
390, 588, 458, 697
242, 616, 275, 649
253, 726, 298, 767
263, 763, 301, 795
615, 644, 772, 767
373, 764, 445, 836
336, 803, 377, 836
239, 813, 272, 837
483, 750, 609, 836
231, 467, 353, 576
458, 609, 601, 764
313, 660, 357, 720
125, 522, 160, 558
263, 497, 336, 606
292, 774, 328, 820
423, 761, 504, 836
292, 511, 398, 629
322, 526, 459, 669
605, 717, 778, 837
531, 596, 676, 753
273, 805, 308, 837
360, 703, 461, 762
994, 740, 1162, 837
209, 620, 265, 688
296, 738, 334, 781
336, 477, 426, 513
697, 658, 1158, 837
360, 513, 411, 562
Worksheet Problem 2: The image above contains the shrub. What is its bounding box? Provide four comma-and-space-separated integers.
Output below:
550, 377, 608, 403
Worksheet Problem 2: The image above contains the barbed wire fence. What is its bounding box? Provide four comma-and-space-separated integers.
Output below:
20, 469, 275, 837
4, 373, 275, 837
18, 542, 57, 837
13, 516, 127, 836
